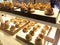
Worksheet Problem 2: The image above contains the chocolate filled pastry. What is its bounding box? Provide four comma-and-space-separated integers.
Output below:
26, 34, 32, 41
33, 27, 37, 32
43, 25, 49, 30
10, 25, 16, 31
35, 37, 42, 45
29, 31, 34, 36
23, 27, 29, 33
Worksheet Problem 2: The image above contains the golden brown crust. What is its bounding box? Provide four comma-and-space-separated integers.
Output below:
33, 27, 37, 32
10, 25, 16, 31
29, 31, 34, 36
35, 37, 42, 45
23, 27, 28, 33
43, 25, 49, 30
44, 7, 54, 15
26, 34, 32, 41
41, 29, 46, 35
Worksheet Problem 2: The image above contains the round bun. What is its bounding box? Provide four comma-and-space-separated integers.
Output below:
26, 34, 32, 41
23, 27, 28, 33
35, 37, 42, 45
29, 31, 34, 36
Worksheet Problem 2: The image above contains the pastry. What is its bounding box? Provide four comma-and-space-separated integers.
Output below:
4, 20, 10, 29
4, 23, 9, 30
22, 19, 28, 23
1, 23, 5, 29
39, 3, 44, 11
33, 27, 37, 32
21, 2, 28, 11
36, 24, 41, 28
15, 23, 20, 28
44, 7, 54, 15
13, 2, 21, 8
34, 3, 40, 10
5, 20, 10, 24
23, 27, 29, 33
35, 37, 42, 45
38, 34, 44, 39
26, 34, 32, 41
41, 29, 46, 35
29, 30, 34, 36
10, 25, 16, 31
26, 25, 31, 30
29, 22, 36, 26
27, 2, 34, 12
43, 25, 49, 30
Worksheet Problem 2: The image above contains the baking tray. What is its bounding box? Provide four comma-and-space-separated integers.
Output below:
0, 15, 30, 35
16, 23, 52, 45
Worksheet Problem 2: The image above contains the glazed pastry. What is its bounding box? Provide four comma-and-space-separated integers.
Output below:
29, 30, 34, 36
43, 25, 49, 30
35, 37, 42, 45
26, 34, 32, 41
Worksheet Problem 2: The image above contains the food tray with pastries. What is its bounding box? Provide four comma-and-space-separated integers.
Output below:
0, 2, 59, 23
31, 8, 59, 23
0, 16, 30, 35
16, 22, 54, 45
